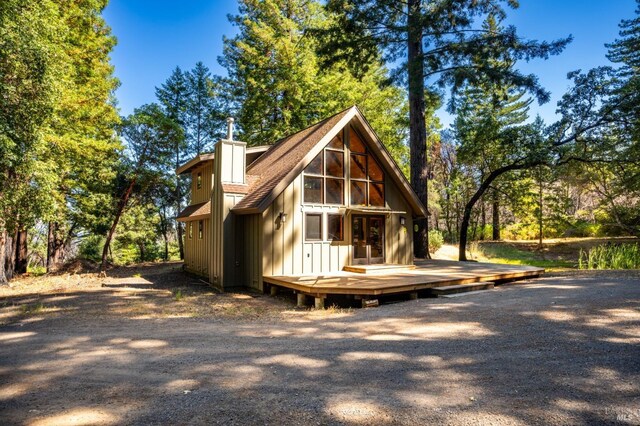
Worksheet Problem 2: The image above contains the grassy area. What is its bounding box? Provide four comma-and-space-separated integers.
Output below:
471, 242, 575, 271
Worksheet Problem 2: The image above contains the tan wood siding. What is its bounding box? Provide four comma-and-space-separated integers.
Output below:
241, 213, 263, 291
191, 162, 213, 205
183, 219, 209, 277
262, 167, 414, 277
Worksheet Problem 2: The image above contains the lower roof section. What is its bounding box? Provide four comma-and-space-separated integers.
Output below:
177, 201, 210, 222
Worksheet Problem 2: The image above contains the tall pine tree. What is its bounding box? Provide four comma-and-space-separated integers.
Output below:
318, 0, 570, 258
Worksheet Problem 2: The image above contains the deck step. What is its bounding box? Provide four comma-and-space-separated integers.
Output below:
431, 282, 494, 296
343, 264, 416, 274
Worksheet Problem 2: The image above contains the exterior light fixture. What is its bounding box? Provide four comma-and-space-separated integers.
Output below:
279, 212, 288, 223
400, 216, 406, 226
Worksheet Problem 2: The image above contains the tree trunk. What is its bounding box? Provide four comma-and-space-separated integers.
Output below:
0, 229, 6, 284
538, 168, 544, 250
15, 228, 28, 274
4, 232, 15, 280
46, 222, 66, 273
480, 200, 486, 241
407, 0, 430, 259
101, 178, 137, 274
176, 175, 185, 260
492, 191, 500, 240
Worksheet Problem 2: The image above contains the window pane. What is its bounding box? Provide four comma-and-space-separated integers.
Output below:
369, 182, 385, 206
305, 214, 322, 240
350, 154, 366, 180
350, 128, 366, 153
305, 152, 323, 175
325, 150, 344, 177
325, 178, 344, 204
328, 215, 344, 241
369, 158, 384, 182
350, 181, 367, 205
327, 132, 343, 150
304, 176, 323, 203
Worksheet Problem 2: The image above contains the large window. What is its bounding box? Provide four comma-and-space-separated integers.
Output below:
304, 132, 345, 205
305, 213, 322, 241
349, 128, 385, 207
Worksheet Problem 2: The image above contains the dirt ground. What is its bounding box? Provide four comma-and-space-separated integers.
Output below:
0, 263, 639, 425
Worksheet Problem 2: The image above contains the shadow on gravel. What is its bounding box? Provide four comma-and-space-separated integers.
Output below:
0, 273, 639, 425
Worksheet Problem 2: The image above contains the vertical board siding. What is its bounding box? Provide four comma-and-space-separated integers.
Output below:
241, 213, 263, 291
191, 162, 214, 205
183, 219, 209, 277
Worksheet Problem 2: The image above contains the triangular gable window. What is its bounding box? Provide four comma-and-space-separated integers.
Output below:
349, 127, 385, 207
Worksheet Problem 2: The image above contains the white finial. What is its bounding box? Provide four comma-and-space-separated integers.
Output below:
226, 117, 234, 141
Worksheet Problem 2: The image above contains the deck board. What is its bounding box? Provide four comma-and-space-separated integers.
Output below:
263, 259, 544, 297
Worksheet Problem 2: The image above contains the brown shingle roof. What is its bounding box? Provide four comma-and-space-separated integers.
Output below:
176, 201, 210, 221
232, 107, 354, 212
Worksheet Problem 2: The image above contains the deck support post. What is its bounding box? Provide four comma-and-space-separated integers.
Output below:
409, 292, 418, 300
314, 296, 325, 310
270, 285, 278, 296
297, 293, 307, 308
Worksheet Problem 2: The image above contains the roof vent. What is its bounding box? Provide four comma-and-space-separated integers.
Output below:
226, 117, 234, 141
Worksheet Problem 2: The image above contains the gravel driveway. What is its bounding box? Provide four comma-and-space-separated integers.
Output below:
1, 272, 639, 425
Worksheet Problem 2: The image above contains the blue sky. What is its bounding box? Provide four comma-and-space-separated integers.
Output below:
104, 0, 637, 127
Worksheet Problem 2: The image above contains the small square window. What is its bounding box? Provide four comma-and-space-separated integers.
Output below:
197, 172, 202, 189
325, 178, 344, 205
304, 176, 323, 203
350, 154, 367, 180
305, 214, 322, 241
350, 181, 367, 206
325, 150, 344, 177
198, 220, 203, 239
328, 214, 344, 241
189, 222, 193, 239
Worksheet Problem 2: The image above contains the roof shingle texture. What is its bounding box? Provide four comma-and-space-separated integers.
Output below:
177, 201, 210, 220
233, 108, 352, 211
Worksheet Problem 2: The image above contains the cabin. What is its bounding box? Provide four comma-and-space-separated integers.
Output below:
176, 106, 427, 292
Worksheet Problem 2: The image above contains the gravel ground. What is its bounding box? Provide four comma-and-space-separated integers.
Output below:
0, 272, 639, 425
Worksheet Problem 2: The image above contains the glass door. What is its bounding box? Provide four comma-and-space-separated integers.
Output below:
351, 215, 385, 265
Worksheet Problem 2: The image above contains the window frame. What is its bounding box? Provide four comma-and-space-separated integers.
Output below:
304, 213, 323, 241
349, 127, 385, 208
303, 132, 345, 206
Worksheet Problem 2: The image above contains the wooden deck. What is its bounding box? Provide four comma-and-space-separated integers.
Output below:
263, 259, 544, 298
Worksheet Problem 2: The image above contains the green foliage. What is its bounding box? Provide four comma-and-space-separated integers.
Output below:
114, 203, 162, 263
220, 0, 409, 171
428, 230, 444, 254
578, 243, 640, 270
79, 235, 105, 262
